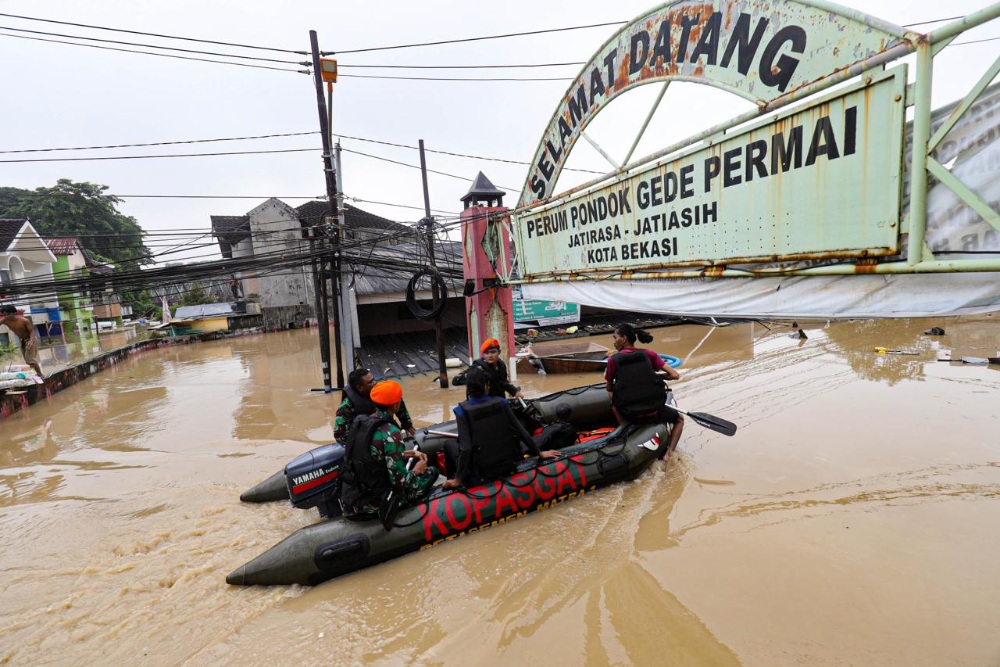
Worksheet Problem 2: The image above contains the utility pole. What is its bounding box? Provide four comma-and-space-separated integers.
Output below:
309, 30, 344, 392
335, 142, 358, 372
418, 139, 449, 388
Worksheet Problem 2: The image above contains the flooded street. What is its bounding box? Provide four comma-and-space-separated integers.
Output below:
2, 318, 999, 666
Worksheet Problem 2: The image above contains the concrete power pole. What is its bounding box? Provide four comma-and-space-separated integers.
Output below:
308, 30, 344, 392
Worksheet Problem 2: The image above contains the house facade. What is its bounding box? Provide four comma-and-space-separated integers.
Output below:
0, 218, 59, 340
43, 237, 95, 334
211, 199, 464, 337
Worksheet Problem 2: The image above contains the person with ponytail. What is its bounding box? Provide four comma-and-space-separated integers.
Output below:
604, 324, 684, 459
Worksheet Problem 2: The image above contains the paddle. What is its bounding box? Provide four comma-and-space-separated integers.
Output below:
670, 405, 737, 437
378, 444, 421, 531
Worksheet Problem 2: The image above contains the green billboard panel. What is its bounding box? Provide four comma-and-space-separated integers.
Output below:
513, 299, 580, 326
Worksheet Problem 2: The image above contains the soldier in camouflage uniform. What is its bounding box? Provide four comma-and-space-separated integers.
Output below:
333, 367, 415, 442
368, 381, 438, 512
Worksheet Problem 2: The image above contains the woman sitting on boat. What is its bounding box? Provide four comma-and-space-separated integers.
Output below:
604, 324, 684, 459
443, 367, 558, 490
471, 338, 523, 399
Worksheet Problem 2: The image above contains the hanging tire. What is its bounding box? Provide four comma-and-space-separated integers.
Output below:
406, 266, 448, 321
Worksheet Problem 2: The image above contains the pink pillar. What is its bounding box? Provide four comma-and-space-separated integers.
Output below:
461, 205, 516, 367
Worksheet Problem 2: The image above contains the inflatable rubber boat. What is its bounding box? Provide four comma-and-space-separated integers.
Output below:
228, 385, 675, 587
237, 384, 628, 507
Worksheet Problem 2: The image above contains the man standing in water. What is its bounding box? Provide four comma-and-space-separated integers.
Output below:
0, 305, 43, 378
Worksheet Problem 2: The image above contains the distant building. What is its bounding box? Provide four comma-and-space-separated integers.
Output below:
211, 199, 463, 336
43, 237, 96, 334
0, 218, 59, 338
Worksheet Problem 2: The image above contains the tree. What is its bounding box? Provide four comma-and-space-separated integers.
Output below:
176, 284, 215, 307
0, 179, 152, 272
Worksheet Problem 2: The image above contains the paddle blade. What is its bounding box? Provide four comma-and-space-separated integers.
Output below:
687, 410, 737, 436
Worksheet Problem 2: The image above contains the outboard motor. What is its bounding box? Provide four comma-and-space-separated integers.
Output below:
285, 444, 346, 518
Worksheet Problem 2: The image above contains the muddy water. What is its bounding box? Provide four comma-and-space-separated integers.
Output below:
2, 319, 999, 666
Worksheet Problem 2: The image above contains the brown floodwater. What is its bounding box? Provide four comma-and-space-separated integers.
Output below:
2, 318, 999, 666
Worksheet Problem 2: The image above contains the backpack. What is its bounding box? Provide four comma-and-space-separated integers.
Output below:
533, 420, 578, 451
338, 414, 391, 514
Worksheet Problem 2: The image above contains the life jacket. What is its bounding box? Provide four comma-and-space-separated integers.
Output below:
609, 350, 667, 419
338, 414, 390, 514
471, 358, 514, 398
343, 385, 376, 418
460, 398, 522, 480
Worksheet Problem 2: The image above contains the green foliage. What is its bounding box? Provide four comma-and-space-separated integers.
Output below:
176, 284, 216, 307
0, 341, 17, 360
0, 179, 153, 272
123, 288, 157, 319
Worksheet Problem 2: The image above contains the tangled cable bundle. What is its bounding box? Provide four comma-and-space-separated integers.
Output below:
405, 265, 448, 320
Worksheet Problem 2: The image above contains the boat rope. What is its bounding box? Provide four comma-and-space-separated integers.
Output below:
389, 428, 638, 529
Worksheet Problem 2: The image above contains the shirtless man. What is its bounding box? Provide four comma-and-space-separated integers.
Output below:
1, 305, 43, 377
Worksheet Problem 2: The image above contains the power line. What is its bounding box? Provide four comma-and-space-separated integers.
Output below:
0, 24, 306, 65
0, 131, 319, 155
340, 195, 457, 216
331, 21, 628, 54
337, 73, 571, 82
0, 11, 305, 54
0, 146, 318, 163
0, 129, 604, 175
340, 147, 520, 190
0, 32, 308, 73
333, 133, 605, 175
332, 12, 977, 55
5, 192, 326, 200
902, 15, 966, 27
339, 61, 584, 70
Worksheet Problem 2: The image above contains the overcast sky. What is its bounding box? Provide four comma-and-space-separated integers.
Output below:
0, 0, 996, 265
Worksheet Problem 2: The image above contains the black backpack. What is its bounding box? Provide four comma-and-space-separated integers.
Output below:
338, 414, 391, 514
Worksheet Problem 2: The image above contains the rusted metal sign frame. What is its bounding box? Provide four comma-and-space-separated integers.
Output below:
512, 67, 907, 279
500, 0, 1000, 286
517, 0, 912, 209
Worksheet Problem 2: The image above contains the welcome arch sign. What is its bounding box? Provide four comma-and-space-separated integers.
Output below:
518, 0, 909, 208
511, 0, 917, 279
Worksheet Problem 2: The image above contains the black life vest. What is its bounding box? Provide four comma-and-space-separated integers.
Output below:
461, 398, 522, 480
610, 350, 667, 418
343, 385, 376, 417
471, 358, 514, 398
338, 414, 390, 514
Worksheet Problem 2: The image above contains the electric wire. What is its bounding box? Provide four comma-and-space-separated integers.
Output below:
0, 130, 605, 175
331, 21, 628, 54
336, 73, 572, 82
0, 147, 318, 163
0, 132, 319, 155
0, 32, 308, 73
339, 147, 521, 191
0, 24, 306, 64
338, 61, 584, 70
0, 11, 306, 54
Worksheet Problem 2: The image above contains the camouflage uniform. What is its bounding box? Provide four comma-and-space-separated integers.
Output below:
370, 407, 438, 509
333, 396, 413, 442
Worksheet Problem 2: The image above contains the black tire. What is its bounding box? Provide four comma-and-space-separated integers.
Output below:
405, 266, 448, 321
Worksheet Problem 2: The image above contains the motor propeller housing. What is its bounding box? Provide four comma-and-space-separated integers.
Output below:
285, 444, 346, 518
